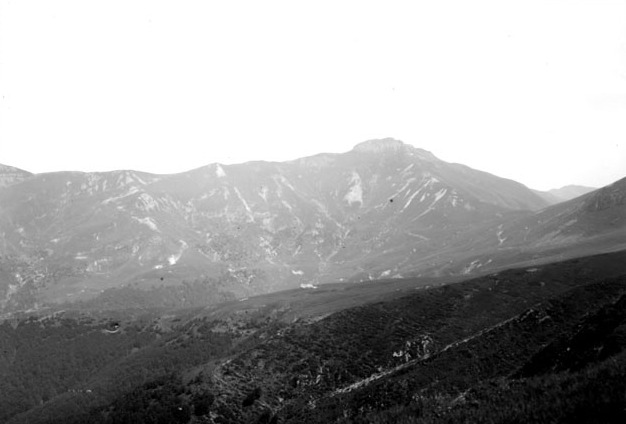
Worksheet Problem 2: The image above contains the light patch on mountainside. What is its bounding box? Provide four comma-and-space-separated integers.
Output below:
102, 187, 140, 204
130, 172, 148, 186
412, 188, 448, 219
402, 163, 414, 173
275, 174, 297, 192
259, 185, 269, 202
168, 240, 188, 265
462, 259, 485, 274
423, 173, 440, 186
215, 164, 226, 178
449, 191, 462, 207
113, 170, 149, 188
434, 188, 447, 202
1, 272, 33, 309
3, 284, 19, 307
344, 171, 363, 206
133, 217, 159, 232
497, 228, 507, 245
233, 187, 254, 221
407, 232, 429, 240
260, 215, 274, 232
137, 193, 159, 211
391, 177, 417, 200
86, 258, 109, 273
259, 236, 277, 261
403, 189, 422, 211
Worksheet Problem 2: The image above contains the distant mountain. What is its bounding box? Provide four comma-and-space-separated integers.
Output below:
0, 138, 552, 313
534, 184, 597, 205
0, 164, 32, 188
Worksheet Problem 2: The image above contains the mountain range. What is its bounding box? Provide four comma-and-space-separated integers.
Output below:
2, 138, 626, 423
0, 138, 623, 314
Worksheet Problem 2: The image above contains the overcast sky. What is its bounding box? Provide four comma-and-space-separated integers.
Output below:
1, 1, 625, 190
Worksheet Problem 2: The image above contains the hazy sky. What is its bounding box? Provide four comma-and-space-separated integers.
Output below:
1, 1, 625, 190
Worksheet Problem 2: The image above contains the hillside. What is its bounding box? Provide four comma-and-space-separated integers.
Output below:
419, 176, 626, 277
3, 249, 626, 423
492, 177, 626, 257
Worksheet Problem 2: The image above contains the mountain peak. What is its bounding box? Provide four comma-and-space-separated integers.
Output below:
351, 138, 439, 162
352, 138, 406, 153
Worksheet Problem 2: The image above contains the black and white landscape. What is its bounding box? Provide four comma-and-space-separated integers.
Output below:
1, 139, 626, 423
2, 1, 626, 423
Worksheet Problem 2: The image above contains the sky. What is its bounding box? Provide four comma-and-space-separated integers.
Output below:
1, 1, 625, 191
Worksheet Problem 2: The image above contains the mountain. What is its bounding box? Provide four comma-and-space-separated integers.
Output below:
0, 138, 552, 313
534, 184, 597, 205
0, 164, 32, 188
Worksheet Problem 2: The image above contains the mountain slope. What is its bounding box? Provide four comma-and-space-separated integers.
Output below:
428, 176, 626, 277
0, 139, 551, 313
497, 176, 626, 250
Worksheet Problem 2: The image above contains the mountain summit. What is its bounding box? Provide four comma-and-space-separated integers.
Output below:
352, 137, 407, 153
351, 138, 438, 161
